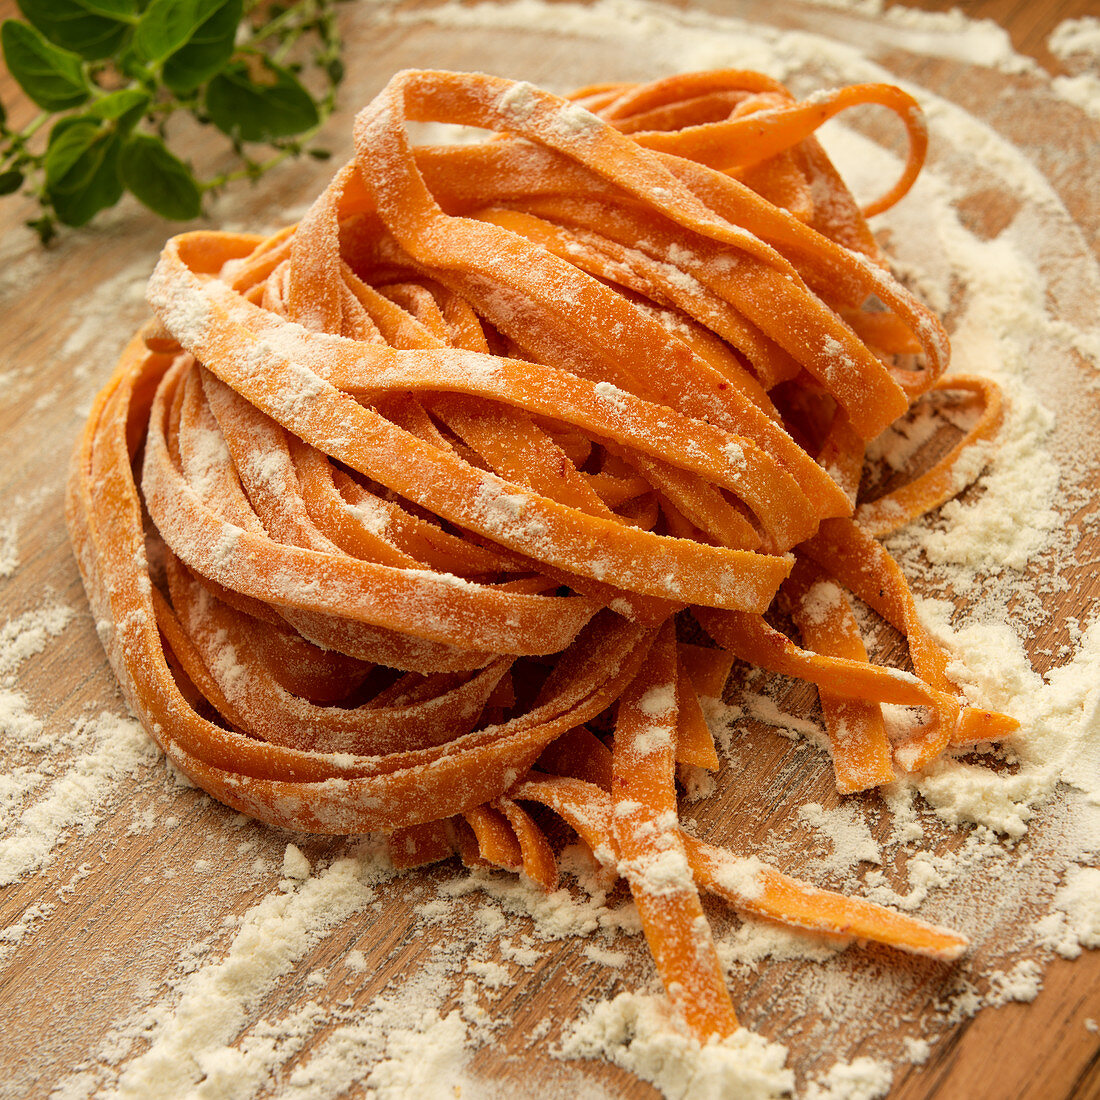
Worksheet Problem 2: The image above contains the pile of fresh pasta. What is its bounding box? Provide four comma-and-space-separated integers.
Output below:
68, 69, 1018, 1039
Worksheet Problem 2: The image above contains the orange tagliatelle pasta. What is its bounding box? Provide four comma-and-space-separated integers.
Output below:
68, 68, 1019, 1041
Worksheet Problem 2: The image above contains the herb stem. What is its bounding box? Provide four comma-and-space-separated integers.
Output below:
16, 112, 50, 145
201, 120, 326, 193
248, 0, 318, 46
0, 112, 48, 171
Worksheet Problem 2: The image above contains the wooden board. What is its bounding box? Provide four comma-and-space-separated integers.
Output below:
1, 2, 1098, 1098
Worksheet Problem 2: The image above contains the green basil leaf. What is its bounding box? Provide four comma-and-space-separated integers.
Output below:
0, 170, 24, 196
133, 0, 225, 64
204, 57, 318, 143
120, 132, 202, 220
89, 86, 150, 119
44, 117, 123, 225
2, 20, 92, 110
16, 0, 132, 61
162, 0, 241, 93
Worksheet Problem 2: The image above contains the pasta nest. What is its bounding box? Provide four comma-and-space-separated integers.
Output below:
69, 69, 1016, 1038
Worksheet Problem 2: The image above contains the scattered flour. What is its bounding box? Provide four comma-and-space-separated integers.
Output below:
742, 692, 828, 748
797, 803, 882, 878
282, 844, 312, 882
559, 992, 795, 1099
0, 603, 75, 681
717, 920, 846, 971
361, 1010, 476, 1097
0, 516, 19, 578
901, 1036, 931, 1065
583, 942, 630, 969
0, 709, 157, 887
59, 844, 392, 1100
1049, 16, 1100, 65
985, 959, 1043, 1007
1049, 16, 1100, 120
804, 1057, 892, 1100
1033, 866, 1100, 959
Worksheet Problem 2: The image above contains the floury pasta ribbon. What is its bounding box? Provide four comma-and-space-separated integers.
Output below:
67, 68, 1017, 1041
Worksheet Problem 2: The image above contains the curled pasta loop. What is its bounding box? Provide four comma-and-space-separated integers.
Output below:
855, 376, 1005, 536
611, 76, 928, 218
68, 68, 1016, 1043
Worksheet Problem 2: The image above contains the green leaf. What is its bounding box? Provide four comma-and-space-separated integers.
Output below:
89, 86, 150, 119
44, 115, 123, 225
78, 0, 139, 16
45, 116, 103, 183
133, 0, 225, 64
162, 0, 242, 93
2, 20, 92, 110
16, 0, 132, 61
120, 132, 202, 219
204, 57, 319, 143
0, 170, 24, 195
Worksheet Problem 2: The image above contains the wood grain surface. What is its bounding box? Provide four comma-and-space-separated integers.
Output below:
1, 2, 1098, 1098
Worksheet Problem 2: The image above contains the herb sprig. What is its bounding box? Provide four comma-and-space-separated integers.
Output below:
1, 0, 345, 243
